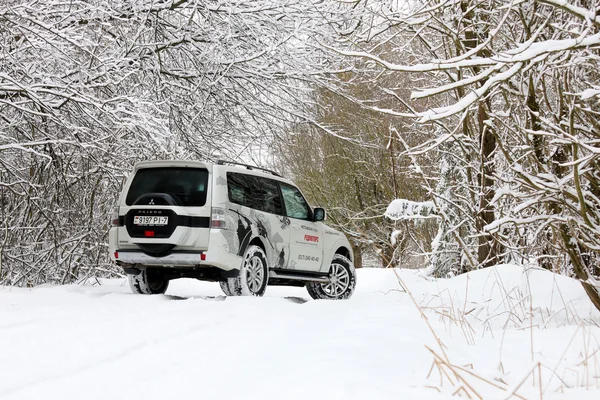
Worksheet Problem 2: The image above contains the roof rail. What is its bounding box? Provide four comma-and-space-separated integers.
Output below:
216, 159, 283, 178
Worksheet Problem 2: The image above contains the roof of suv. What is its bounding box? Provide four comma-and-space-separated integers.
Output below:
133, 160, 293, 185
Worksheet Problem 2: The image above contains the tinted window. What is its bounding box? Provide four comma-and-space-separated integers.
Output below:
227, 172, 282, 215
280, 184, 310, 220
260, 178, 283, 215
126, 168, 208, 206
227, 172, 257, 209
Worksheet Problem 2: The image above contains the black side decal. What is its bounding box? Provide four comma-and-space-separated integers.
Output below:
277, 247, 286, 268
231, 209, 252, 256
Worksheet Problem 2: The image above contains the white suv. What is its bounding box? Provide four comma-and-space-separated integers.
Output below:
109, 160, 356, 299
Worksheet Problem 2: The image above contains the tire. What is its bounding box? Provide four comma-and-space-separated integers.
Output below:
307, 254, 356, 300
128, 267, 169, 295
219, 280, 234, 296
228, 245, 268, 297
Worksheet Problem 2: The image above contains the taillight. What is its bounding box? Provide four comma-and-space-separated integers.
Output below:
111, 206, 120, 227
211, 207, 226, 229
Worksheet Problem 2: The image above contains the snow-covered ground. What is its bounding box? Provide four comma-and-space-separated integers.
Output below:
1, 265, 599, 400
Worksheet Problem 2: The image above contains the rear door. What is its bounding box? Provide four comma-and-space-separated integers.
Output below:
119, 166, 211, 254
279, 183, 323, 272
225, 173, 288, 268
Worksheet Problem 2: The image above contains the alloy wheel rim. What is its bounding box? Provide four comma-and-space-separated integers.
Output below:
246, 255, 264, 293
322, 263, 350, 297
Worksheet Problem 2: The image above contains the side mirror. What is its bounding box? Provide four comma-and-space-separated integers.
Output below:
313, 207, 326, 222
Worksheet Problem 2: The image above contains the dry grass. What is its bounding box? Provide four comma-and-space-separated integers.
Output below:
394, 267, 600, 398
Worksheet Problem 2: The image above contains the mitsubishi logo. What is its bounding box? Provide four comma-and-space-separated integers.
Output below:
149, 199, 155, 205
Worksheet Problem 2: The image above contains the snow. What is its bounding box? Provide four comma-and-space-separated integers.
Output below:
334, 32, 600, 73
416, 63, 524, 122
579, 88, 600, 100
1, 266, 599, 400
385, 198, 437, 221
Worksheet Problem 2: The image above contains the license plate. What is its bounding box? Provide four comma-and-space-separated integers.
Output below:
134, 216, 168, 226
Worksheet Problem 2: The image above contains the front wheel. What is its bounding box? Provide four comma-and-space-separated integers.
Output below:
227, 245, 268, 296
307, 254, 356, 300
128, 267, 169, 295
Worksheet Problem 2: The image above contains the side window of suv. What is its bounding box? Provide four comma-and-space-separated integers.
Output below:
227, 172, 252, 208
258, 177, 283, 215
227, 172, 282, 215
280, 184, 310, 220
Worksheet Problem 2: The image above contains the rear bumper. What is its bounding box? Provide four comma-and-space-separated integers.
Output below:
115, 251, 204, 266
114, 249, 242, 271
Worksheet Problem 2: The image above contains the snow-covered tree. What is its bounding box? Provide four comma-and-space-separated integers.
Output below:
0, 0, 336, 285
314, 0, 600, 310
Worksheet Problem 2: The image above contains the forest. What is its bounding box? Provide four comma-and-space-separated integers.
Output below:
1, 0, 599, 311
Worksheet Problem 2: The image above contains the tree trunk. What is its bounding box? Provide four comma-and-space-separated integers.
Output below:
526, 75, 556, 271
476, 101, 501, 267
352, 244, 363, 268
460, 1, 502, 268
549, 134, 600, 313
559, 225, 600, 312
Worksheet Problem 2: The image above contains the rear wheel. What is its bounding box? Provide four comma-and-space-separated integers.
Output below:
128, 267, 169, 295
307, 254, 356, 300
219, 280, 234, 296
228, 245, 268, 296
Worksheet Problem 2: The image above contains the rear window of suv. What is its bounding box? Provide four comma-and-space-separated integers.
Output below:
126, 167, 209, 206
